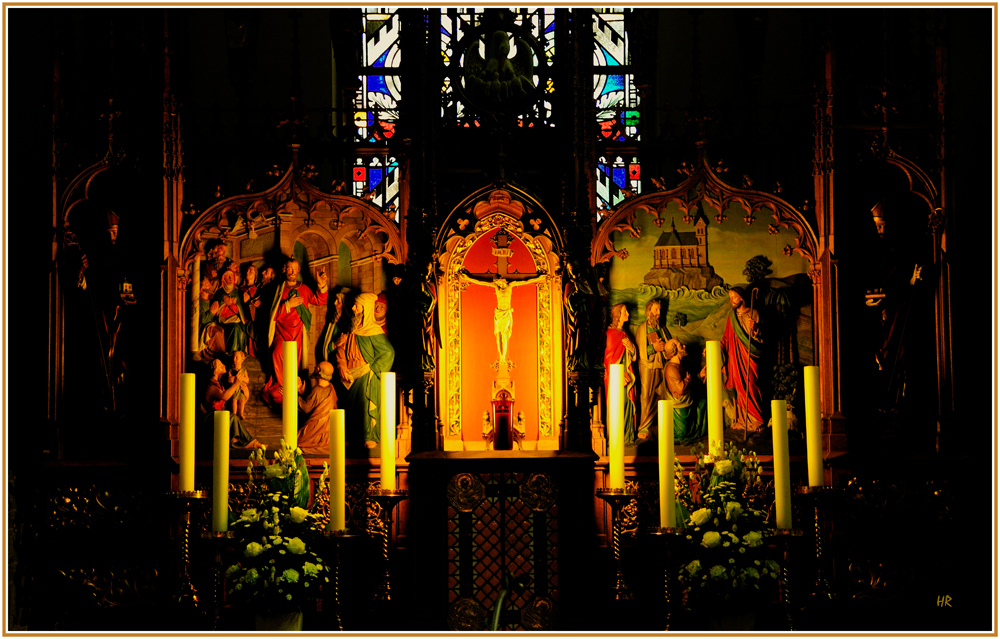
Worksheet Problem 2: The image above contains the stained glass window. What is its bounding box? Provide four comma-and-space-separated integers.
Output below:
356, 10, 402, 143
596, 155, 640, 217
594, 9, 640, 218
353, 154, 400, 221
355, 9, 402, 215
440, 8, 555, 127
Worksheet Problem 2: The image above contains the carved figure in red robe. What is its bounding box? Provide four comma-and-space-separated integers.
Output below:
604, 303, 638, 444
260, 257, 328, 406
720, 287, 765, 430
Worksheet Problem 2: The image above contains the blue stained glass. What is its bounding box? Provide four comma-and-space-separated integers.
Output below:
612, 167, 627, 188
368, 74, 391, 96
441, 25, 450, 35
373, 47, 391, 68
600, 46, 620, 66
545, 21, 554, 33
369, 168, 384, 188
601, 74, 624, 97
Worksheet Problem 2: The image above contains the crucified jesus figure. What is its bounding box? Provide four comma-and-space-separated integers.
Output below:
459, 268, 549, 367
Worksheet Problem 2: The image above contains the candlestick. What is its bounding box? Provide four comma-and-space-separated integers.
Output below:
705, 341, 724, 458
804, 366, 824, 487
212, 410, 230, 532
657, 400, 675, 528
607, 364, 625, 489
179, 373, 196, 492
596, 487, 637, 599
282, 340, 297, 450
367, 488, 409, 601
771, 399, 792, 529
380, 372, 396, 490
329, 409, 346, 531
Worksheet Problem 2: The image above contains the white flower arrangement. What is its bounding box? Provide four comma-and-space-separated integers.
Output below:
676, 442, 778, 605
225, 439, 331, 615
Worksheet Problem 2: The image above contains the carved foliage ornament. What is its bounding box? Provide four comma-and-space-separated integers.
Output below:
591, 151, 819, 270
180, 157, 402, 269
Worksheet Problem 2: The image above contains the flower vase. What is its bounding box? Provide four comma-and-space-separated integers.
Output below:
254, 610, 304, 631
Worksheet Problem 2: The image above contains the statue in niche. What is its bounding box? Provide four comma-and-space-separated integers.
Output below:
563, 259, 594, 372
865, 198, 927, 414
665, 341, 708, 444
67, 206, 136, 415
463, 28, 536, 109
458, 268, 549, 369
333, 293, 395, 451
417, 261, 439, 372
636, 299, 679, 441
719, 286, 766, 431
604, 303, 638, 444
260, 256, 329, 406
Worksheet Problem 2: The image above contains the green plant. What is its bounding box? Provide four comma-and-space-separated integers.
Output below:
225, 440, 331, 615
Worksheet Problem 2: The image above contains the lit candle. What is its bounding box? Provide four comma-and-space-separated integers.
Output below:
179, 373, 196, 492
804, 366, 824, 487
282, 340, 297, 450
705, 340, 724, 458
328, 409, 346, 531
212, 410, 230, 532
771, 399, 792, 530
658, 399, 675, 528
380, 372, 396, 490
608, 364, 625, 489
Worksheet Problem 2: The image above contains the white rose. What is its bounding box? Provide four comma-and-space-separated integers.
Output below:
715, 459, 733, 475
289, 506, 309, 524
690, 508, 712, 526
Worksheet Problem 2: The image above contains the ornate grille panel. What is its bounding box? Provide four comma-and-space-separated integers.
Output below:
445, 472, 558, 631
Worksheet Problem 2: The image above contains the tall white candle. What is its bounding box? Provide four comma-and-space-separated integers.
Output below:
179, 373, 196, 492
328, 409, 346, 531
380, 372, 396, 490
771, 399, 792, 530
608, 364, 625, 489
212, 410, 230, 532
804, 366, 824, 487
705, 340, 724, 458
658, 400, 675, 528
282, 340, 297, 450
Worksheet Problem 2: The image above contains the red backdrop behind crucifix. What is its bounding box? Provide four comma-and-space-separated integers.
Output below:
459, 230, 541, 445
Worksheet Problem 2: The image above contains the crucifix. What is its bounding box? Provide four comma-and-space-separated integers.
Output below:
458, 229, 548, 373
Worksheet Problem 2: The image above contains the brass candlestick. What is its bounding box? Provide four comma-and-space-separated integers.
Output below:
200, 530, 234, 630
770, 528, 804, 631
596, 487, 637, 600
323, 529, 358, 630
367, 488, 409, 602
796, 485, 838, 600
166, 490, 208, 610
646, 526, 683, 630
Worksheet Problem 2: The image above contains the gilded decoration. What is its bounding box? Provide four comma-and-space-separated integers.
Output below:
447, 596, 489, 631
441, 189, 560, 447
518, 473, 557, 512
521, 596, 556, 630
447, 473, 486, 512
